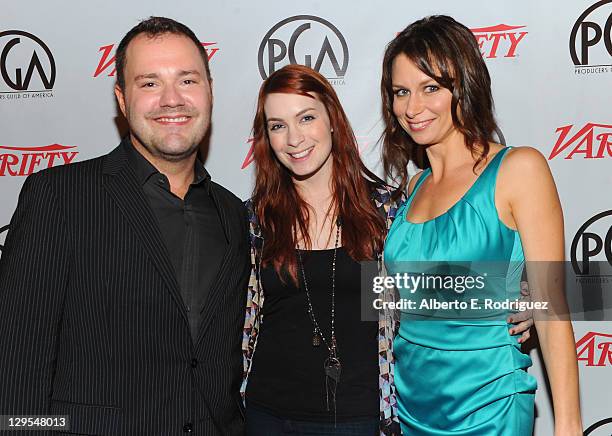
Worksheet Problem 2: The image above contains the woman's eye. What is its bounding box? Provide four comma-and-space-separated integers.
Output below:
302, 115, 315, 122
425, 85, 439, 93
394, 89, 408, 97
269, 123, 283, 131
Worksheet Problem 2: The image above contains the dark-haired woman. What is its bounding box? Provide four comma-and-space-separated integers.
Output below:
381, 16, 581, 435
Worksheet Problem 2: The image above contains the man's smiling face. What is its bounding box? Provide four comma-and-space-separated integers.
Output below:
115, 32, 212, 162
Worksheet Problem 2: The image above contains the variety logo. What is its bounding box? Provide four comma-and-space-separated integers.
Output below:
0, 144, 78, 177
576, 332, 612, 366
548, 123, 612, 159
241, 138, 255, 170
584, 417, 612, 435
570, 210, 612, 278
258, 15, 349, 84
470, 24, 528, 59
570, 0, 612, 74
0, 30, 55, 99
93, 42, 220, 78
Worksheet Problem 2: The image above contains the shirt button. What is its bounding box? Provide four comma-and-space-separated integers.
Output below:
183, 423, 193, 433
191, 358, 198, 368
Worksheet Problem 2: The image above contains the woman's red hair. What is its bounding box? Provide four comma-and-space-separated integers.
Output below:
252, 64, 386, 281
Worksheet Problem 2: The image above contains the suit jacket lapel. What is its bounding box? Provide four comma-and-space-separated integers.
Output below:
196, 185, 235, 344
102, 143, 188, 324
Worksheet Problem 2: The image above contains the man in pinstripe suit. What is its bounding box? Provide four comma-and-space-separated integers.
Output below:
0, 17, 249, 435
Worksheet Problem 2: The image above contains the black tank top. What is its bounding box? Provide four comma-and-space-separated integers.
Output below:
246, 247, 379, 422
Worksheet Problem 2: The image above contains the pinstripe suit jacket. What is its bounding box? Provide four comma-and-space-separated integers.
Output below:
0, 141, 250, 435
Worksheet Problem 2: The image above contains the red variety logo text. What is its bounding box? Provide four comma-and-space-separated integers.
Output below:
470, 24, 528, 58
93, 42, 220, 78
549, 123, 612, 159
576, 331, 612, 367
0, 144, 78, 176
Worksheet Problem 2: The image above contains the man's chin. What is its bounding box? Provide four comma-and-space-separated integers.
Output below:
150, 138, 201, 162
157, 147, 199, 162
130, 130, 203, 163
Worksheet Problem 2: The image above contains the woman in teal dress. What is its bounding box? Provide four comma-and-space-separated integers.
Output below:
380, 16, 582, 435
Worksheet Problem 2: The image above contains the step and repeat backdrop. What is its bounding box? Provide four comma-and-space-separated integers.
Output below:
2, 0, 611, 433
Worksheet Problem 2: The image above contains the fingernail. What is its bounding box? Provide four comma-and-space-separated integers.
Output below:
509, 329, 515, 335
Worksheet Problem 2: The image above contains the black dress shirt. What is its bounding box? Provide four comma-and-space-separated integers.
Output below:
125, 141, 227, 340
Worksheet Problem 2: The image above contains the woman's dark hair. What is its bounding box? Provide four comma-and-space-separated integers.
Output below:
252, 64, 386, 281
381, 15, 499, 195
115, 16, 211, 90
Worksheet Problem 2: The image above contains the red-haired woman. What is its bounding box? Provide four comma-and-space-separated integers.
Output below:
240, 64, 401, 435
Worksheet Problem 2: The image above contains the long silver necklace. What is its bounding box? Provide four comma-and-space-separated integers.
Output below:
296, 218, 341, 419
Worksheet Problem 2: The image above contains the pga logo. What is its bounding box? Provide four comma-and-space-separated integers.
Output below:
571, 210, 612, 276
584, 417, 612, 435
258, 15, 349, 82
0, 30, 55, 92
570, 0, 612, 66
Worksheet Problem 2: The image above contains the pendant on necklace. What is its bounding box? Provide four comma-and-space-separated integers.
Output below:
312, 332, 321, 347
324, 356, 342, 383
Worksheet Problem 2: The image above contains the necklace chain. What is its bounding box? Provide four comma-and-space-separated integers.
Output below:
296, 218, 342, 420
296, 218, 341, 355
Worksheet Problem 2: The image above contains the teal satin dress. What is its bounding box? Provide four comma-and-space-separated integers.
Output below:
384, 147, 537, 435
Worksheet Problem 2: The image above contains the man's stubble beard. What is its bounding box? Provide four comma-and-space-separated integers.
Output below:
128, 108, 211, 163
135, 131, 201, 162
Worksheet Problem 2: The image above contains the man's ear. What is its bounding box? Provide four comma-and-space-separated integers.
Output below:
209, 78, 214, 107
114, 84, 127, 118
